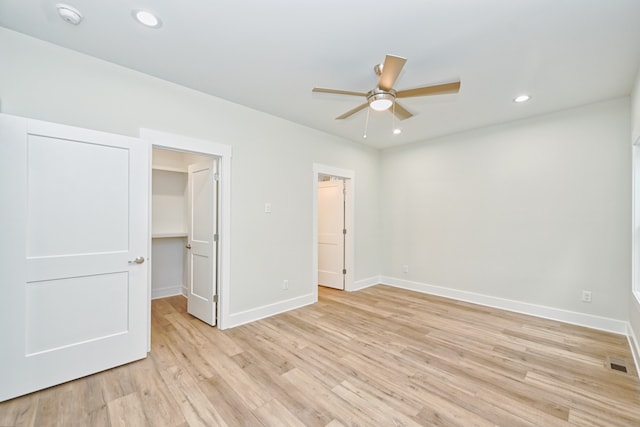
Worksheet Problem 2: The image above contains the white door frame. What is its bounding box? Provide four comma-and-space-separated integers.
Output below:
140, 129, 232, 336
632, 138, 640, 304
312, 163, 355, 300
632, 138, 640, 372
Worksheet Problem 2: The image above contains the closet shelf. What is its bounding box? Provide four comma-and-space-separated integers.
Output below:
152, 165, 188, 173
152, 232, 188, 239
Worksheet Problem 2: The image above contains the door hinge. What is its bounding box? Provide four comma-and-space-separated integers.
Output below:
214, 233, 218, 242
343, 228, 347, 235
213, 295, 218, 303
342, 269, 347, 275
214, 172, 219, 181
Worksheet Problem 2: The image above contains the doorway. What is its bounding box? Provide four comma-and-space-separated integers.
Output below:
141, 129, 232, 340
312, 164, 354, 300
151, 148, 218, 326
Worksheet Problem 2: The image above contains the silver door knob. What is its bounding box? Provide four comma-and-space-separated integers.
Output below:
129, 256, 145, 264
186, 244, 192, 249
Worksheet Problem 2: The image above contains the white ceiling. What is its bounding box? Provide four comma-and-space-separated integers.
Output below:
1, 1, 639, 148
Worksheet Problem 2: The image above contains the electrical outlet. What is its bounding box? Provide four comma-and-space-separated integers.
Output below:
581, 290, 592, 303
283, 279, 289, 290
402, 265, 409, 273
265, 202, 272, 213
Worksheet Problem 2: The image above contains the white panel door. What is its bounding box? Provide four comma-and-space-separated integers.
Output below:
0, 114, 149, 402
186, 159, 217, 326
318, 180, 345, 290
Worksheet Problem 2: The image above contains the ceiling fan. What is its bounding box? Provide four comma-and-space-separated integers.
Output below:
313, 54, 460, 121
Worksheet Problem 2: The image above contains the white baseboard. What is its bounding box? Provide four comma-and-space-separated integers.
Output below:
380, 276, 629, 335
225, 292, 316, 329
628, 323, 640, 377
152, 285, 183, 300
349, 276, 380, 292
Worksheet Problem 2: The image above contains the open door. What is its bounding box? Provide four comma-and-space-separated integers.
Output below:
318, 179, 346, 290
0, 114, 149, 402
186, 159, 218, 326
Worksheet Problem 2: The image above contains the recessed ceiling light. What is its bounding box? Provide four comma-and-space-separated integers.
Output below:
133, 10, 161, 28
393, 128, 402, 135
514, 94, 531, 103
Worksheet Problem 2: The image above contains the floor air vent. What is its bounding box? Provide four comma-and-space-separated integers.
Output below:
609, 357, 628, 373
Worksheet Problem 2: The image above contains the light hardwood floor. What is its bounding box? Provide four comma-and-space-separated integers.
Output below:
1, 285, 639, 426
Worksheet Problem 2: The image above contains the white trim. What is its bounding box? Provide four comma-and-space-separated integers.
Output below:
633, 139, 640, 305
312, 164, 356, 301
628, 322, 640, 378
146, 142, 153, 351
139, 128, 233, 330
151, 285, 183, 300
225, 293, 316, 329
629, 136, 640, 377
351, 276, 381, 291
380, 276, 629, 335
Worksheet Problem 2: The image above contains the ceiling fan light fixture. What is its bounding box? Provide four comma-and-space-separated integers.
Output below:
368, 92, 394, 111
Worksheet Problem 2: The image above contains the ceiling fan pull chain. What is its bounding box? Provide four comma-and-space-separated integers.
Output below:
363, 107, 370, 139
392, 102, 396, 132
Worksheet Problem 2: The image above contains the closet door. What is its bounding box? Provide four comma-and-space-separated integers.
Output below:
186, 159, 217, 326
0, 114, 149, 402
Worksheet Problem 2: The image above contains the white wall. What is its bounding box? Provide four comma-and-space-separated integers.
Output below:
152, 169, 187, 235
151, 167, 188, 299
380, 98, 631, 323
0, 28, 380, 319
2, 26, 636, 334
151, 237, 187, 298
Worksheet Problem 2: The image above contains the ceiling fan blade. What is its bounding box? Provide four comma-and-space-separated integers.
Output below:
392, 102, 413, 120
378, 55, 407, 91
313, 87, 367, 97
396, 81, 461, 98
336, 103, 369, 120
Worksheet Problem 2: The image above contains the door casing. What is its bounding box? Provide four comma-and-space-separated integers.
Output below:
140, 129, 232, 336
312, 163, 354, 301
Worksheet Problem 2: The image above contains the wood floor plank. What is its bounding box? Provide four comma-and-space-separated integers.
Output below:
331, 380, 423, 427
230, 346, 334, 426
197, 374, 264, 426
128, 358, 186, 427
159, 366, 227, 427
281, 367, 371, 425
107, 393, 149, 427
0, 393, 38, 427
253, 398, 307, 427
1, 284, 639, 426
